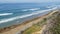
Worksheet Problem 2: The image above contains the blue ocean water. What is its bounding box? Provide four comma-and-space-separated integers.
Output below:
0, 3, 58, 28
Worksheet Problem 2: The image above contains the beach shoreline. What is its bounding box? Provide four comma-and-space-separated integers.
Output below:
0, 13, 49, 34
0, 9, 58, 34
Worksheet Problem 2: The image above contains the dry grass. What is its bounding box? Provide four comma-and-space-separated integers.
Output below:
23, 18, 47, 34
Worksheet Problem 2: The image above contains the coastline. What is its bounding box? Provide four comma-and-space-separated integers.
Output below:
0, 13, 49, 34
0, 9, 58, 34
0, 7, 57, 29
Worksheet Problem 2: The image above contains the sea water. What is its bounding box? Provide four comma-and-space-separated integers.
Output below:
0, 3, 58, 28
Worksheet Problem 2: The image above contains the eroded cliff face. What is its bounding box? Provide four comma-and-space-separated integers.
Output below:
40, 10, 60, 34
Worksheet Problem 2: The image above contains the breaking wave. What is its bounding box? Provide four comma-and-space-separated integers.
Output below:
0, 13, 13, 16
22, 8, 40, 11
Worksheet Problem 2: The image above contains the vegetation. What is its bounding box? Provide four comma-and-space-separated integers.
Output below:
23, 11, 60, 34
50, 13, 60, 34
23, 18, 47, 34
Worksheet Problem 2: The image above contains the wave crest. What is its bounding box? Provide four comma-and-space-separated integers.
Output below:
22, 8, 40, 11
0, 13, 13, 16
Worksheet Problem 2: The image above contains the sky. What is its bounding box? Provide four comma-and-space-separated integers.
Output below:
0, 0, 59, 3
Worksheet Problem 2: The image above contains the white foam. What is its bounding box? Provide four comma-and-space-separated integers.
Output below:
47, 6, 51, 8
0, 7, 57, 24
46, 5, 58, 9
29, 8, 40, 11
22, 8, 40, 12
0, 13, 13, 16
22, 9, 28, 11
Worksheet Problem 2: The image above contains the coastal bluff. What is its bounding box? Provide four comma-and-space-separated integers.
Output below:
32, 10, 60, 34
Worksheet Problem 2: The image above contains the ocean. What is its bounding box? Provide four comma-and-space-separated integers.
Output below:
0, 3, 58, 28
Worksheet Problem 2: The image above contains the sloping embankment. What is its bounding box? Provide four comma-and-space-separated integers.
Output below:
39, 10, 60, 34
32, 10, 60, 34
